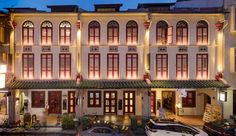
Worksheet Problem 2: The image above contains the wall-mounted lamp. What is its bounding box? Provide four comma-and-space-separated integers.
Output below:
219, 91, 227, 102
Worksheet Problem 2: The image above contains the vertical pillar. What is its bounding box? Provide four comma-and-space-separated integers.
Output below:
142, 89, 151, 117
8, 90, 15, 123
75, 89, 83, 118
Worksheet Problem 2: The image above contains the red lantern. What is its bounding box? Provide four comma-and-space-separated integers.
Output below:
215, 21, 224, 31
76, 20, 81, 29
215, 72, 223, 81
12, 21, 17, 28
144, 20, 150, 29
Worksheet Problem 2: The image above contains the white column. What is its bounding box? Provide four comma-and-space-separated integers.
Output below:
142, 89, 151, 117
75, 89, 83, 118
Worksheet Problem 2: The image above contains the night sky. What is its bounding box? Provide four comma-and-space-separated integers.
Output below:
0, 0, 176, 11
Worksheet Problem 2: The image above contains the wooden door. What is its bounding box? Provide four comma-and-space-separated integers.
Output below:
151, 91, 156, 114
48, 91, 62, 114
68, 91, 75, 113
123, 91, 135, 114
162, 91, 175, 113
104, 91, 117, 114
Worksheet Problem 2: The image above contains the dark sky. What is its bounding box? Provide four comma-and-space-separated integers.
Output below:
0, 0, 176, 11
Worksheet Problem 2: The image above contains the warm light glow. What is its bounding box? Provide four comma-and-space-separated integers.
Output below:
0, 64, 7, 74
219, 91, 226, 102
176, 103, 182, 108
0, 74, 5, 88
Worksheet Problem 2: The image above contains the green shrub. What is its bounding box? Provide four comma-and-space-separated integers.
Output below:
61, 114, 75, 130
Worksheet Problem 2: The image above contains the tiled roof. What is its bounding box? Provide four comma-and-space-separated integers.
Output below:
151, 80, 229, 89
7, 80, 77, 89
77, 80, 149, 89
6, 79, 229, 89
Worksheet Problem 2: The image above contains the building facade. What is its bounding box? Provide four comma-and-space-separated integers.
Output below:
5, 2, 230, 122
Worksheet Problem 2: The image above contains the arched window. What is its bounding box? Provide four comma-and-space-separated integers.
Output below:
107, 21, 119, 45
22, 21, 34, 45
176, 21, 188, 45
88, 21, 100, 45
156, 21, 168, 45
41, 21, 53, 45
59, 21, 71, 45
126, 21, 138, 45
197, 20, 208, 45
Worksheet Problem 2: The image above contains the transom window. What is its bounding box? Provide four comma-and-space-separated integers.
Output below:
176, 21, 188, 45
197, 20, 208, 45
107, 54, 119, 79
59, 21, 71, 45
41, 21, 53, 45
176, 54, 188, 79
88, 21, 100, 45
196, 54, 208, 79
31, 91, 45, 108
156, 54, 168, 79
59, 54, 71, 79
41, 54, 53, 79
182, 91, 196, 107
107, 21, 119, 45
126, 54, 138, 79
22, 54, 34, 79
126, 21, 138, 45
22, 21, 34, 45
88, 91, 101, 107
88, 54, 100, 79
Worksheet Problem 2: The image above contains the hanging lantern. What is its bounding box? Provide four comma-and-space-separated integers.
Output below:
144, 20, 150, 29
76, 20, 81, 29
215, 21, 224, 31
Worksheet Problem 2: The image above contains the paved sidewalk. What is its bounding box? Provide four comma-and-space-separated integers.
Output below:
0, 126, 77, 135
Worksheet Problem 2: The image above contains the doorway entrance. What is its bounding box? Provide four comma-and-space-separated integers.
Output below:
68, 91, 75, 113
48, 91, 62, 114
104, 91, 117, 114
0, 93, 7, 115
124, 91, 135, 114
151, 91, 156, 114
162, 91, 175, 113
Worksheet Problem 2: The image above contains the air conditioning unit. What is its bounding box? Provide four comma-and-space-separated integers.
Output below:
230, 47, 236, 73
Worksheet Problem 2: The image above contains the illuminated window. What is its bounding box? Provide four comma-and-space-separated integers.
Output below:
88, 91, 101, 107
88, 54, 100, 79
22, 54, 34, 79
126, 21, 138, 45
156, 21, 168, 45
41, 54, 53, 79
196, 54, 208, 79
88, 21, 100, 45
176, 54, 188, 79
41, 21, 53, 45
31, 91, 45, 108
59, 54, 71, 79
156, 54, 168, 79
176, 21, 188, 45
197, 20, 208, 45
126, 54, 138, 79
182, 91, 196, 107
22, 21, 34, 45
107, 54, 119, 79
107, 21, 119, 45
59, 21, 71, 45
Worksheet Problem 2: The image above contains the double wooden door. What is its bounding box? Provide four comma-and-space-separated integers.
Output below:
124, 91, 135, 114
48, 91, 62, 114
104, 91, 117, 114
